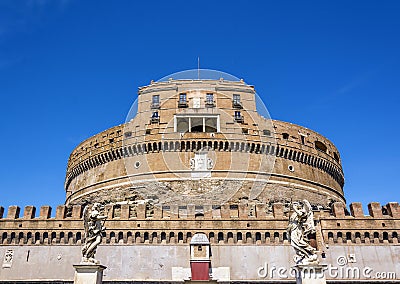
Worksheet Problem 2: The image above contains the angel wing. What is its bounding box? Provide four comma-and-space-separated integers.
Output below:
82, 205, 90, 239
303, 199, 312, 213
302, 200, 315, 234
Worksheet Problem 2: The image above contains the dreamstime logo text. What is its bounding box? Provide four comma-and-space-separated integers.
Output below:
257, 256, 396, 280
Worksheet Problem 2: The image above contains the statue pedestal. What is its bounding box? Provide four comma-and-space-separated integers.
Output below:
73, 263, 107, 284
294, 264, 327, 284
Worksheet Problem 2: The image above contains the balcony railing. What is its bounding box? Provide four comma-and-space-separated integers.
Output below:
151, 102, 160, 109
205, 100, 215, 107
151, 117, 160, 124
234, 115, 244, 123
232, 100, 243, 109
178, 100, 188, 108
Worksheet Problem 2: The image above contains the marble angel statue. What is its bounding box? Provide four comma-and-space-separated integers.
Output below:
287, 199, 318, 265
81, 203, 107, 264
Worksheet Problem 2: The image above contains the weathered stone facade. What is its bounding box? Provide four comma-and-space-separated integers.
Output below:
0, 202, 399, 282
0, 76, 398, 283
65, 79, 344, 208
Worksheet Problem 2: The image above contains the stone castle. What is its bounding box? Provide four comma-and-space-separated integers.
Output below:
0, 70, 399, 283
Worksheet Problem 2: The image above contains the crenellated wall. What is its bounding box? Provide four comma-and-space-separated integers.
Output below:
1, 202, 398, 246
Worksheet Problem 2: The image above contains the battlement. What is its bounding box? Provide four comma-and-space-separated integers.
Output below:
1, 202, 398, 221
0, 202, 398, 246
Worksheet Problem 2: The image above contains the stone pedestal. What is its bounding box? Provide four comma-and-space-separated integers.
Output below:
294, 264, 327, 284
73, 263, 107, 284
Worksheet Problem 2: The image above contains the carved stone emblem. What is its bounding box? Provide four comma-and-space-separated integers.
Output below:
2, 249, 13, 268
190, 151, 213, 178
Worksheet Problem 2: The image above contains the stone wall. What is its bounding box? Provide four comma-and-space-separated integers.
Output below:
64, 79, 344, 206
0, 244, 398, 282
0, 202, 398, 246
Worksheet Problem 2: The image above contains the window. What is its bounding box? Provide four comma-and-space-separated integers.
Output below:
151, 111, 159, 123
263, 129, 271, 136
205, 117, 217, 132
175, 115, 219, 133
234, 111, 244, 123
206, 93, 214, 106
151, 95, 160, 108
282, 133, 289, 140
315, 141, 327, 153
333, 152, 340, 162
177, 117, 189, 132
178, 93, 188, 107
179, 93, 187, 102
233, 94, 240, 103
232, 94, 242, 108
191, 117, 203, 132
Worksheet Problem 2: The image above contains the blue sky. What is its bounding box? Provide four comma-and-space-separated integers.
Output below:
0, 0, 399, 215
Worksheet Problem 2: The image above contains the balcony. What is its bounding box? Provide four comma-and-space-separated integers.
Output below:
151, 116, 160, 124
232, 100, 243, 109
205, 100, 215, 107
234, 115, 244, 123
178, 100, 188, 108
151, 102, 160, 109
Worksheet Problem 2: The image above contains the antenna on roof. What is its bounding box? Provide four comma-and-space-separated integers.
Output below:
197, 57, 200, 79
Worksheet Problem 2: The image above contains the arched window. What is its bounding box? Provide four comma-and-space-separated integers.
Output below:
19, 232, 24, 243
178, 232, 183, 242
218, 232, 224, 242
35, 232, 41, 243
255, 232, 261, 241
333, 152, 340, 162
315, 141, 327, 153
383, 232, 388, 240
135, 232, 141, 240
2, 232, 7, 243
237, 232, 242, 241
